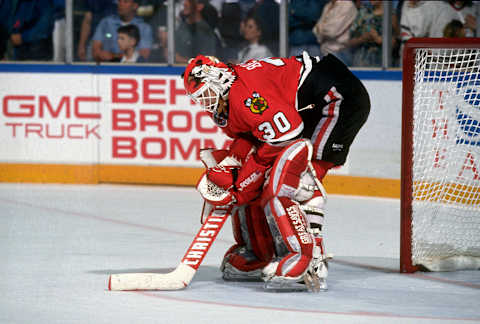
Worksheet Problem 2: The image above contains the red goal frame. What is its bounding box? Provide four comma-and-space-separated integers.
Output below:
400, 38, 480, 273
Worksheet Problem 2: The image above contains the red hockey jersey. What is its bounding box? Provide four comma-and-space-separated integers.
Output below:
225, 57, 305, 145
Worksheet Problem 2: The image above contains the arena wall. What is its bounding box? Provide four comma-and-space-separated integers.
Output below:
0, 64, 402, 198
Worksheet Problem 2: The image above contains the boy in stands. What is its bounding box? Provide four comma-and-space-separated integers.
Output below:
117, 24, 145, 63
184, 52, 370, 291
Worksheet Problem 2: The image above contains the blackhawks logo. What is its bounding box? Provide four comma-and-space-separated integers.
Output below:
244, 92, 268, 114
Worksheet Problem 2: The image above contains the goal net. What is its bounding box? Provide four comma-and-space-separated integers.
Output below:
401, 38, 480, 272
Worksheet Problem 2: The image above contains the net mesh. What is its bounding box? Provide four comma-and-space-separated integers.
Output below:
412, 48, 480, 268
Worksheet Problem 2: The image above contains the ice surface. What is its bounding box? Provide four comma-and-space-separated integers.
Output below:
0, 183, 478, 324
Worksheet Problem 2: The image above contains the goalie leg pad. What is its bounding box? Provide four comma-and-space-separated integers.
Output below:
229, 204, 274, 263
261, 139, 314, 205
221, 205, 274, 280
300, 190, 325, 227
262, 197, 315, 280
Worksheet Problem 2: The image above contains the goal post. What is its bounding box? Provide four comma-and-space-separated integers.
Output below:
401, 38, 480, 273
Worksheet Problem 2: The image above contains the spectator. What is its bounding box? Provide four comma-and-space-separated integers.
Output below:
348, 0, 399, 67
10, 0, 55, 61
117, 24, 145, 62
399, 1, 447, 61
443, 19, 467, 37
440, 0, 478, 37
218, 0, 246, 61
92, 0, 153, 63
400, 1, 448, 40
199, 0, 225, 60
199, 0, 220, 31
77, 0, 118, 62
236, 16, 272, 63
175, 0, 217, 64
288, 0, 325, 57
313, 0, 357, 65
248, 0, 279, 56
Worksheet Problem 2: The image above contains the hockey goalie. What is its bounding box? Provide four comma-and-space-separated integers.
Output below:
109, 52, 369, 292
188, 52, 370, 291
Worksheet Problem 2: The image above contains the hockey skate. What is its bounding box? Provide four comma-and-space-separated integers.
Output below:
220, 246, 265, 281
262, 244, 328, 292
221, 262, 264, 281
262, 260, 308, 291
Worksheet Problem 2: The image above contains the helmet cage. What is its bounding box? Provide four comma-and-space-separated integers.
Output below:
189, 78, 221, 113
184, 56, 235, 114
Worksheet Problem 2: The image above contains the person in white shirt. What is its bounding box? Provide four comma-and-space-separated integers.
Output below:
399, 1, 450, 62
312, 0, 357, 64
400, 0, 440, 42
440, 0, 478, 37
236, 16, 273, 63
399, 0, 478, 63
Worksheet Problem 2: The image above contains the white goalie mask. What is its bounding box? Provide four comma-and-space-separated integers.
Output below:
183, 55, 236, 114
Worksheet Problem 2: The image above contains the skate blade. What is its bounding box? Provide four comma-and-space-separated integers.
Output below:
222, 274, 263, 282
263, 277, 309, 292
222, 267, 263, 282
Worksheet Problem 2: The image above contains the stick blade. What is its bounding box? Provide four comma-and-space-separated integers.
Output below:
108, 263, 196, 291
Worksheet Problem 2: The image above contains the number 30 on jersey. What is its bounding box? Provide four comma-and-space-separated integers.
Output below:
258, 111, 292, 141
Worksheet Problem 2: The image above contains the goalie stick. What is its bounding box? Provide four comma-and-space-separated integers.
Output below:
108, 203, 233, 291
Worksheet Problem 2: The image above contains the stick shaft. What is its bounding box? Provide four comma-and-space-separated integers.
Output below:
181, 204, 232, 270
108, 204, 232, 290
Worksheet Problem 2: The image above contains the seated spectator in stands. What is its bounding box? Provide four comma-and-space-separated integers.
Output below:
236, 16, 272, 63
92, 0, 153, 63
443, 19, 466, 38
77, 0, 118, 61
441, 0, 477, 37
199, 0, 225, 60
348, 0, 399, 67
175, 0, 217, 64
399, 1, 452, 62
400, 1, 447, 41
288, 0, 325, 57
9, 0, 55, 61
217, 0, 246, 61
199, 0, 219, 32
313, 0, 357, 65
248, 0, 279, 55
117, 24, 146, 63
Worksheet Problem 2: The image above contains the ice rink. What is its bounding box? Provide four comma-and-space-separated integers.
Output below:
0, 183, 479, 324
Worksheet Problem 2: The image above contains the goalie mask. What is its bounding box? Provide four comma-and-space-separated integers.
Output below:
183, 55, 235, 116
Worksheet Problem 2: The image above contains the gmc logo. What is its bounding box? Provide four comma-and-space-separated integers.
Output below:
2, 95, 101, 119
